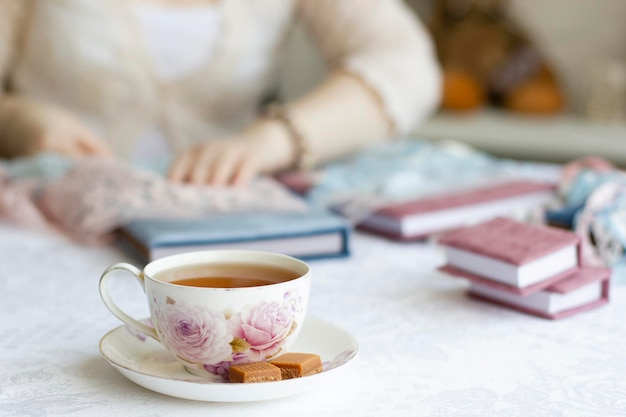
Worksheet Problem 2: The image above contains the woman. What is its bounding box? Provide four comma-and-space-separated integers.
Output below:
0, 0, 441, 186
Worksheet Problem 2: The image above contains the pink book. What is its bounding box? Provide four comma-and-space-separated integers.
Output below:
275, 174, 557, 241
438, 217, 581, 288
461, 266, 611, 320
348, 181, 556, 241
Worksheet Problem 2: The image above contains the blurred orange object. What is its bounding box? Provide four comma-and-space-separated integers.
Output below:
430, 0, 566, 115
506, 77, 565, 115
441, 69, 485, 111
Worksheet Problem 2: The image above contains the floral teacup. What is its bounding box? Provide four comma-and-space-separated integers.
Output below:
99, 250, 310, 379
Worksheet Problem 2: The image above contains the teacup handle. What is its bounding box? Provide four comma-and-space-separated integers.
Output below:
99, 262, 159, 340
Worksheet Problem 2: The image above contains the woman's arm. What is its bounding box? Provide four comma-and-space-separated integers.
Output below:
287, 0, 441, 161
0, 96, 112, 158
167, 71, 394, 185
169, 0, 441, 185
0, 0, 111, 159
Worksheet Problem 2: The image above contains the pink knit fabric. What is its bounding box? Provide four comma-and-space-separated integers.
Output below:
1, 158, 307, 242
0, 165, 61, 234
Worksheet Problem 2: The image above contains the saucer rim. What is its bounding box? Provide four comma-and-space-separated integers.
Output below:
99, 316, 359, 402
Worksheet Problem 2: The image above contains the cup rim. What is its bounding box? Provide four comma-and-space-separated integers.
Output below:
142, 249, 310, 290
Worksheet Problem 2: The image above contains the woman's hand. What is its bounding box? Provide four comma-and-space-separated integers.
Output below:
0, 97, 112, 158
168, 121, 295, 186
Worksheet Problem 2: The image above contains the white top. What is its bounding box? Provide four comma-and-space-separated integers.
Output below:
132, 4, 222, 82
130, 4, 223, 167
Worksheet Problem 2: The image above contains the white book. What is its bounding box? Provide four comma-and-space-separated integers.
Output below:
439, 218, 581, 288
469, 280, 603, 315
443, 244, 578, 288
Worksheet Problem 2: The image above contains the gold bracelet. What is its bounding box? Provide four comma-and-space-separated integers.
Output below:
263, 104, 314, 171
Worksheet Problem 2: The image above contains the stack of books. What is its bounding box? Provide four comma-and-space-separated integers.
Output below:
438, 217, 611, 319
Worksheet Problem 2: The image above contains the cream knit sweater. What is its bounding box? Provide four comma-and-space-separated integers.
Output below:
0, 0, 441, 159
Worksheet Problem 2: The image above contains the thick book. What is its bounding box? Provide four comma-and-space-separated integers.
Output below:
438, 217, 581, 288
117, 211, 351, 261
347, 181, 556, 240
279, 179, 558, 241
276, 140, 562, 241
465, 266, 611, 320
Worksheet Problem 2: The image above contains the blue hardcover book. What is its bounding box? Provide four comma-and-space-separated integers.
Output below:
117, 210, 351, 261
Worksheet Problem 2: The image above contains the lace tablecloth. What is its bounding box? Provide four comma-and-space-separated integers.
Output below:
1, 222, 625, 417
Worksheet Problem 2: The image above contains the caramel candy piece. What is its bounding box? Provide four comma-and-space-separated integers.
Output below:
229, 361, 281, 383
270, 353, 323, 379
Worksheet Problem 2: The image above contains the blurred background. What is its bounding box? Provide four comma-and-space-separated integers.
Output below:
279, 0, 626, 167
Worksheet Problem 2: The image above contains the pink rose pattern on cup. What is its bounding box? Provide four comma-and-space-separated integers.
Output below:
150, 289, 303, 379
158, 303, 233, 365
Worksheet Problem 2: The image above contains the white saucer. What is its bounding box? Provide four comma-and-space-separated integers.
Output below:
99, 317, 359, 402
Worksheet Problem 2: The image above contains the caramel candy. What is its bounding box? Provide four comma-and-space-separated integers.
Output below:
270, 353, 323, 379
229, 361, 281, 383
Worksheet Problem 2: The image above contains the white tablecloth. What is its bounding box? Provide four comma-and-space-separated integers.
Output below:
1, 222, 625, 417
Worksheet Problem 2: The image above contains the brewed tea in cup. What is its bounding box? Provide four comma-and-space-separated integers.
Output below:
99, 250, 310, 379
